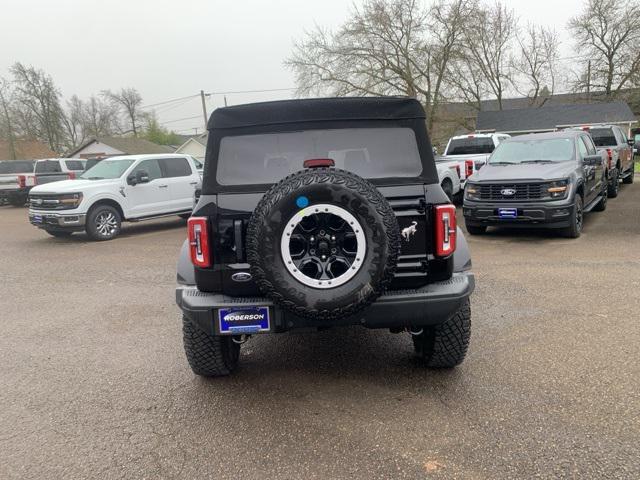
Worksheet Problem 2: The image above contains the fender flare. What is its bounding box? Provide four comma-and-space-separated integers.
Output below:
177, 239, 195, 285
453, 227, 472, 272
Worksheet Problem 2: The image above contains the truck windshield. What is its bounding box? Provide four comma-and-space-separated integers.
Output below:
489, 138, 574, 164
35, 160, 62, 173
80, 159, 135, 179
446, 137, 495, 155
216, 128, 423, 185
0, 161, 34, 174
588, 128, 616, 147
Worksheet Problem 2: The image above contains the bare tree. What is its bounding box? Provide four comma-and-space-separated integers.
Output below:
513, 24, 561, 106
102, 87, 143, 136
0, 78, 18, 160
10, 62, 66, 152
455, 1, 517, 110
286, 0, 470, 132
569, 0, 640, 96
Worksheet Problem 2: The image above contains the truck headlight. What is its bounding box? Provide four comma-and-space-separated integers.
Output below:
59, 193, 83, 208
545, 180, 569, 199
465, 183, 481, 201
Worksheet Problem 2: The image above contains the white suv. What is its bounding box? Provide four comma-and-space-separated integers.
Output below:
28, 154, 200, 240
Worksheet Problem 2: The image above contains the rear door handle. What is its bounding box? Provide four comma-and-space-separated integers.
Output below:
189, 182, 198, 185
158, 185, 168, 188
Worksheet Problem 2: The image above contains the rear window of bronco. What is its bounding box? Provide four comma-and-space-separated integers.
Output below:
216, 127, 423, 185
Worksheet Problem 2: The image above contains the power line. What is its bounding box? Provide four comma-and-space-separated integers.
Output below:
141, 94, 199, 110
207, 87, 295, 95
160, 115, 202, 125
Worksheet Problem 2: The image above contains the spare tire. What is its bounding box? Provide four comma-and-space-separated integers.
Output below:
247, 167, 400, 321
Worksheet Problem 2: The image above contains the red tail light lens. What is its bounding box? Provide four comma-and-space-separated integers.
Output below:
17, 175, 26, 188
434, 205, 457, 257
68, 172, 76, 180
606, 149, 613, 169
188, 217, 211, 267
465, 160, 473, 178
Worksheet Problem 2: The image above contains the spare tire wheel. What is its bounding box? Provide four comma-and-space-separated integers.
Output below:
246, 167, 401, 320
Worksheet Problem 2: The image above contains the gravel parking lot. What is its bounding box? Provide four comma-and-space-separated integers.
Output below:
1, 183, 639, 479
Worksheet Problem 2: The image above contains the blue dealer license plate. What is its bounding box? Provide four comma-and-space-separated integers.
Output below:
498, 208, 518, 219
218, 306, 270, 335
32, 215, 42, 224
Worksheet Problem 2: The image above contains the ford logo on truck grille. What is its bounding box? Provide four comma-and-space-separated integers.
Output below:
501, 188, 516, 196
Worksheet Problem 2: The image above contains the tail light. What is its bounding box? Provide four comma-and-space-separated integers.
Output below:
606, 149, 613, 169
188, 217, 211, 267
68, 172, 76, 180
17, 175, 26, 188
434, 204, 457, 257
465, 160, 474, 178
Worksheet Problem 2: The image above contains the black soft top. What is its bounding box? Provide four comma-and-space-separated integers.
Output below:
208, 97, 426, 130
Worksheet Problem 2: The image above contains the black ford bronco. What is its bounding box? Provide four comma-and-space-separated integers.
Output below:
175, 97, 475, 376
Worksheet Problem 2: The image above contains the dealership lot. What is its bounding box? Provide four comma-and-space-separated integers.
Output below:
1, 184, 639, 479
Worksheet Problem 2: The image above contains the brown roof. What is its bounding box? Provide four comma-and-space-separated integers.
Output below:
0, 140, 57, 160
68, 136, 175, 157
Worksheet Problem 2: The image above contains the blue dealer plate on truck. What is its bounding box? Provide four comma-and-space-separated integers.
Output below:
498, 208, 518, 219
218, 306, 270, 334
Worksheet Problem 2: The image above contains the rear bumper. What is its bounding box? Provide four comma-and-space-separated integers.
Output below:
176, 272, 475, 335
463, 198, 574, 229
28, 209, 86, 230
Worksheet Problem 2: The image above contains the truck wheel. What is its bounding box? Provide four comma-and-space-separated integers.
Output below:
623, 164, 634, 184
465, 224, 486, 235
563, 195, 583, 238
607, 169, 619, 198
412, 300, 471, 368
247, 168, 400, 321
8, 194, 27, 207
86, 204, 122, 241
45, 230, 73, 238
182, 316, 239, 377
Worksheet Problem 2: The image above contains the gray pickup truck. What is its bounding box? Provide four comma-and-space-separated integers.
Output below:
0, 160, 36, 206
464, 130, 608, 238
577, 125, 635, 197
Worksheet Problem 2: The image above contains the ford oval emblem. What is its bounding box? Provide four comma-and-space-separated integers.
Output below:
501, 188, 516, 196
231, 272, 253, 282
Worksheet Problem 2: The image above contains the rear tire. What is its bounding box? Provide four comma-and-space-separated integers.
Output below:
45, 230, 73, 238
466, 224, 486, 235
86, 204, 122, 241
607, 169, 619, 198
182, 316, 240, 377
562, 195, 583, 238
412, 300, 471, 368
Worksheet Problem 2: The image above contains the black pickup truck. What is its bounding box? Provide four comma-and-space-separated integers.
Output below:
463, 131, 608, 238
175, 97, 475, 376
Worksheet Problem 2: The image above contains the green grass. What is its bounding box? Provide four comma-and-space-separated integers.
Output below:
635, 160, 640, 173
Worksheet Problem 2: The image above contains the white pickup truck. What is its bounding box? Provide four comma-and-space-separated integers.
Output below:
28, 154, 200, 240
0, 160, 36, 206
436, 133, 510, 187
435, 161, 461, 201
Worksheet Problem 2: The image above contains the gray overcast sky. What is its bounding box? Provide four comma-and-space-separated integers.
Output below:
1, 0, 585, 134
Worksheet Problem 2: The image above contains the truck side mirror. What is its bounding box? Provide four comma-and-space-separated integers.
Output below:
627, 139, 634, 146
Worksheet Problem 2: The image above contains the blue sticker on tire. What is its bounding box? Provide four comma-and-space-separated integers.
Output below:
218, 306, 270, 334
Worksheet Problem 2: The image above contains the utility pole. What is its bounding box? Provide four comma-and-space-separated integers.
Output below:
200, 90, 209, 132
586, 60, 591, 102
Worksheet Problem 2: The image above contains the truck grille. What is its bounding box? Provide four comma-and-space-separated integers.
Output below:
479, 183, 544, 201
29, 194, 64, 210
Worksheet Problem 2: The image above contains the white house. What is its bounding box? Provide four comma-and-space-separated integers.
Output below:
68, 137, 175, 159
174, 133, 208, 162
